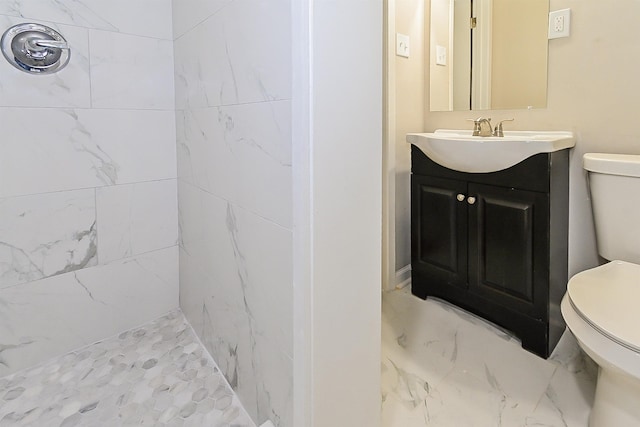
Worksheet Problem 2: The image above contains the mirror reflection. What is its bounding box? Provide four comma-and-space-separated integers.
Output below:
430, 0, 549, 112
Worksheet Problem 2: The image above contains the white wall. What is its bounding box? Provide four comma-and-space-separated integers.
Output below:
0, 0, 178, 377
429, 0, 451, 111
294, 1, 383, 426
173, 1, 293, 426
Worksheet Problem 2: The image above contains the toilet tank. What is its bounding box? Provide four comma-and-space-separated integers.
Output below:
584, 153, 640, 263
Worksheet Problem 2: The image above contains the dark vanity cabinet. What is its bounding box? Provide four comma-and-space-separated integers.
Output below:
411, 146, 569, 358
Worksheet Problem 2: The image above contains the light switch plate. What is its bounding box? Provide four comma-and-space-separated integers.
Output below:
436, 45, 447, 66
396, 33, 410, 58
548, 8, 571, 39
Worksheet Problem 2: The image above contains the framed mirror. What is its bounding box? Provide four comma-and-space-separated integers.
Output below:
429, 0, 549, 111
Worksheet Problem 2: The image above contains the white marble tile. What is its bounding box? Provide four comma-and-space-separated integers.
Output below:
383, 291, 463, 360
0, 108, 176, 198
428, 369, 534, 426
90, 30, 174, 110
174, 3, 293, 426
525, 363, 595, 427
382, 352, 532, 427
249, 335, 293, 427
0, 0, 172, 38
172, 0, 231, 39
381, 289, 597, 427
382, 327, 453, 390
80, 0, 173, 39
96, 179, 178, 263
177, 182, 232, 278
381, 294, 538, 426
174, 0, 291, 109
549, 327, 599, 376
383, 291, 555, 400
179, 182, 293, 355
0, 0, 117, 30
177, 101, 291, 227
449, 310, 556, 404
181, 246, 291, 427
0, 246, 178, 377
70, 109, 177, 183
0, 189, 96, 289
381, 345, 454, 421
530, 330, 597, 427
0, 16, 90, 108
178, 182, 292, 426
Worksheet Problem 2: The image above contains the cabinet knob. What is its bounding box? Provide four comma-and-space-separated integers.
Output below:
467, 196, 476, 205
456, 194, 465, 202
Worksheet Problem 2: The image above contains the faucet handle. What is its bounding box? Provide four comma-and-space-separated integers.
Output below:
494, 118, 514, 137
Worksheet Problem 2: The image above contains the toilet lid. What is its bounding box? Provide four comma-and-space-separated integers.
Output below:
568, 261, 640, 352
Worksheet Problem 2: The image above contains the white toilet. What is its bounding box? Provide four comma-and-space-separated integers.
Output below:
561, 153, 640, 427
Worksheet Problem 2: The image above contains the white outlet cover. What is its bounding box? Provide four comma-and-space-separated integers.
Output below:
436, 45, 447, 66
396, 33, 410, 58
548, 8, 571, 39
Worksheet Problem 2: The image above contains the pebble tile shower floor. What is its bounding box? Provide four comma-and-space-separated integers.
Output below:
0, 310, 255, 427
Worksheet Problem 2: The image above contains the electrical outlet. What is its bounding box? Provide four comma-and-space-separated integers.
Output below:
554, 15, 564, 32
549, 9, 571, 39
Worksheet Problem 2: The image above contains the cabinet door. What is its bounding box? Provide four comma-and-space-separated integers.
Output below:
411, 175, 468, 297
467, 183, 549, 318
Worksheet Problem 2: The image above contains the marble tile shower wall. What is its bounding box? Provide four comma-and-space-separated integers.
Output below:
0, 0, 178, 377
173, 1, 293, 427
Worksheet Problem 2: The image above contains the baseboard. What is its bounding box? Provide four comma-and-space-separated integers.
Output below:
395, 264, 411, 289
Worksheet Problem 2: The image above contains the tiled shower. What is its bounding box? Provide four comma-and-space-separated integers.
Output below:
0, 0, 292, 425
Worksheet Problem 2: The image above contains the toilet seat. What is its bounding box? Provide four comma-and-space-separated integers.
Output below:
567, 261, 640, 354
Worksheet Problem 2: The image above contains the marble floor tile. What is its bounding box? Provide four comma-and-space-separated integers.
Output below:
0, 310, 255, 427
382, 288, 597, 427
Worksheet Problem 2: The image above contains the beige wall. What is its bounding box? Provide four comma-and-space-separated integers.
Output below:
397, 0, 640, 278
491, 0, 548, 109
395, 0, 426, 271
452, 0, 471, 110
429, 0, 451, 110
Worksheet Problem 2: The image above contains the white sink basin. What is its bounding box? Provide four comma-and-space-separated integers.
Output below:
407, 129, 575, 173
